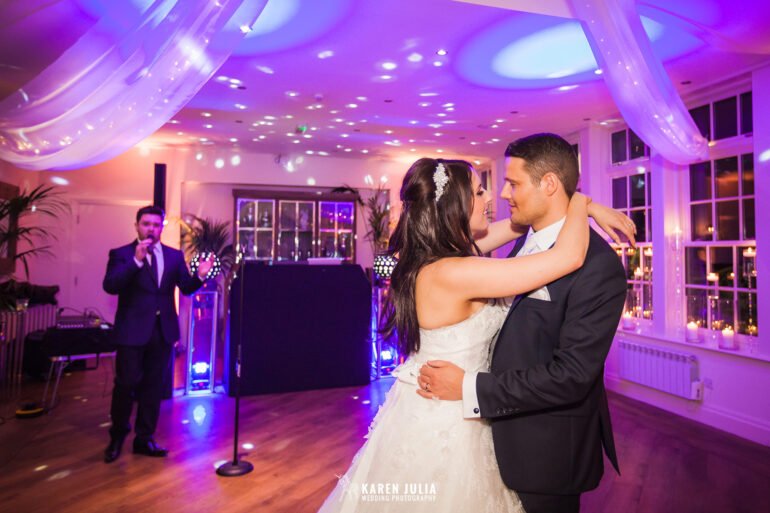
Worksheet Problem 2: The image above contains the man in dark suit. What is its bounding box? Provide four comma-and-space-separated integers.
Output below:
103, 205, 212, 463
419, 134, 628, 513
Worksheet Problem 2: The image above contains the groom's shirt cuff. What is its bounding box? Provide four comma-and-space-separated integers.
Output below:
462, 371, 481, 418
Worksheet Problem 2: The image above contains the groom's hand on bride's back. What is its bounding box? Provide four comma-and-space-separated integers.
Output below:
417, 361, 464, 401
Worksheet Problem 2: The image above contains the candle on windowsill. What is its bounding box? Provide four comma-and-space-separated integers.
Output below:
742, 247, 756, 258
621, 311, 636, 331
719, 327, 737, 350
686, 322, 701, 343
634, 267, 643, 280
707, 272, 718, 283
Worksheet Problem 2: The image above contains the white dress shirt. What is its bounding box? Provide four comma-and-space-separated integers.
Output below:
133, 240, 164, 287
462, 217, 566, 418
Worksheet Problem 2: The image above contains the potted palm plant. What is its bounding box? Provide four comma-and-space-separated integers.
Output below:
0, 183, 69, 310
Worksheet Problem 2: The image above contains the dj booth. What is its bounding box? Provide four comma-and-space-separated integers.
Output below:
228, 263, 372, 395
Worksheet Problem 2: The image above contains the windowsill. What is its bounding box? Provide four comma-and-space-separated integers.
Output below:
615, 323, 770, 363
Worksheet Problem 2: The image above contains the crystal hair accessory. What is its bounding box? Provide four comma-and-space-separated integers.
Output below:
433, 162, 449, 203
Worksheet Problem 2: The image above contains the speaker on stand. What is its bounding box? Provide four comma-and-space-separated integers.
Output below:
216, 252, 253, 477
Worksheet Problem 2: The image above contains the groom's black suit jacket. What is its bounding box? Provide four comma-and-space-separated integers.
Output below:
477, 228, 626, 495
103, 241, 202, 346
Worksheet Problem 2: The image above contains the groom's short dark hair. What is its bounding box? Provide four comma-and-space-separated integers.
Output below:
504, 133, 579, 198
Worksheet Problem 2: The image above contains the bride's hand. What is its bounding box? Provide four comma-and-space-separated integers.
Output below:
588, 202, 637, 247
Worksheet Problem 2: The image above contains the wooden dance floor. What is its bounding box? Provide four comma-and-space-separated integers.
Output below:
1, 363, 768, 513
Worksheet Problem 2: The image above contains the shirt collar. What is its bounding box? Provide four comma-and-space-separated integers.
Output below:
525, 217, 566, 251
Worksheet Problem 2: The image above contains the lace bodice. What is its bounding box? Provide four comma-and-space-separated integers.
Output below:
392, 302, 509, 386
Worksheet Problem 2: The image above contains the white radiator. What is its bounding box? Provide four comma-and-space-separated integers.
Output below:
617, 339, 702, 401
1, 304, 58, 402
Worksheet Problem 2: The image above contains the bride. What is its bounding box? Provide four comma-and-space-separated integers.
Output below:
318, 158, 632, 512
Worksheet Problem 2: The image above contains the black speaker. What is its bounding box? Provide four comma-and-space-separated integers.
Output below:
229, 263, 372, 395
153, 163, 167, 210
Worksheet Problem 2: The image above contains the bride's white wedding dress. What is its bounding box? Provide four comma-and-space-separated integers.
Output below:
318, 302, 525, 513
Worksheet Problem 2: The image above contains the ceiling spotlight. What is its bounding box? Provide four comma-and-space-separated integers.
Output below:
195, 152, 203, 161
169, 119, 180, 124
407, 52, 423, 63
229, 137, 238, 142
204, 124, 213, 129
214, 158, 224, 169
594, 69, 604, 75
419, 92, 438, 97
256, 65, 274, 74
285, 90, 299, 97
201, 112, 212, 117
432, 61, 443, 67
239, 25, 251, 34
379, 75, 393, 80
341, 133, 349, 138
434, 132, 442, 137
418, 102, 431, 108
229, 78, 242, 85
385, 130, 393, 134
264, 115, 276, 120
409, 120, 418, 125
381, 61, 398, 71
356, 96, 368, 101
437, 113, 447, 117
307, 177, 317, 185
361, 149, 369, 154
346, 103, 358, 109
216, 76, 228, 82
557, 85, 578, 91
235, 103, 247, 110
436, 49, 448, 56
231, 155, 242, 166
436, 149, 444, 153
317, 50, 334, 59
344, 148, 352, 152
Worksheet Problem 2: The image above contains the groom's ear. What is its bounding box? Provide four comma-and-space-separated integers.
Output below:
540, 172, 562, 197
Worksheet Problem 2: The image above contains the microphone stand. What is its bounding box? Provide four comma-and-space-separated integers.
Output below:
216, 253, 253, 477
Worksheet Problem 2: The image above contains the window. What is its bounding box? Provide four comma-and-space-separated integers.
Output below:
687, 92, 753, 142
612, 171, 652, 243
685, 153, 757, 337
611, 129, 649, 164
612, 170, 653, 320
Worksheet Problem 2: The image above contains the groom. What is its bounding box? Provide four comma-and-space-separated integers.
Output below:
418, 133, 627, 513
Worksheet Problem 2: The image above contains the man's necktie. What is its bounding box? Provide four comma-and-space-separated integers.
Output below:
148, 247, 159, 287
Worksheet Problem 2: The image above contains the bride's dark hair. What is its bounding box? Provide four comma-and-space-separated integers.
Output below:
382, 158, 481, 356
